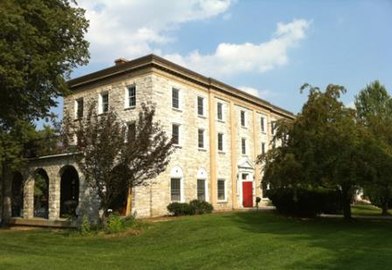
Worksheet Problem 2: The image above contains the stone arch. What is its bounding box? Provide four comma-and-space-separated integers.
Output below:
108, 164, 130, 215
59, 165, 79, 218
11, 171, 24, 217
33, 168, 49, 218
196, 168, 208, 201
170, 166, 184, 202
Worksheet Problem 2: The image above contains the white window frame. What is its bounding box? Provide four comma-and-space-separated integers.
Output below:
198, 128, 205, 149
241, 138, 247, 155
99, 92, 109, 114
170, 166, 184, 202
196, 168, 208, 202
217, 132, 224, 152
217, 102, 224, 121
240, 110, 246, 127
75, 98, 83, 119
172, 88, 180, 109
197, 96, 205, 116
260, 116, 265, 133
125, 85, 136, 109
172, 123, 180, 146
217, 179, 226, 202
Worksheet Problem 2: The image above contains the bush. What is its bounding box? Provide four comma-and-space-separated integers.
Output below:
105, 213, 124, 233
167, 201, 213, 216
266, 187, 342, 217
79, 215, 92, 235
189, 200, 213, 214
167, 202, 194, 216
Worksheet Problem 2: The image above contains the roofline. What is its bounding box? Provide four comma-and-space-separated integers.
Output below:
68, 54, 294, 119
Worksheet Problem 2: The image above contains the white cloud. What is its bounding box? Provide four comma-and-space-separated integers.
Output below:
237, 86, 271, 99
77, 0, 232, 62
164, 19, 311, 76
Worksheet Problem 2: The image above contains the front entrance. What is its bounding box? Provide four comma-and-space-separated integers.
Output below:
242, 181, 253, 207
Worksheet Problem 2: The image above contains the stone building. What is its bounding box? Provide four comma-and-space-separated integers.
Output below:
1, 54, 293, 226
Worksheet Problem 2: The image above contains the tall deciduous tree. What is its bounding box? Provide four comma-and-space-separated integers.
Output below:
355, 81, 392, 215
259, 84, 366, 219
0, 0, 89, 126
64, 103, 174, 222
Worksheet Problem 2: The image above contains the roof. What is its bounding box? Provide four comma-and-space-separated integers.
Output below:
68, 54, 294, 119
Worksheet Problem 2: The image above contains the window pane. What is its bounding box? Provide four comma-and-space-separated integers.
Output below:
172, 88, 179, 108
261, 142, 265, 154
241, 138, 246, 155
217, 103, 223, 120
171, 178, 181, 201
102, 93, 109, 112
260, 117, 265, 132
128, 86, 136, 107
197, 97, 204, 115
217, 180, 225, 200
172, 124, 179, 144
241, 111, 245, 126
218, 133, 223, 151
197, 179, 205, 201
76, 99, 83, 119
198, 129, 204, 148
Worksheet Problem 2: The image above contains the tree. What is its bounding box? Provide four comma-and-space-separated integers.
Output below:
64, 102, 174, 223
355, 81, 392, 215
0, 0, 89, 225
0, 0, 89, 126
259, 84, 366, 219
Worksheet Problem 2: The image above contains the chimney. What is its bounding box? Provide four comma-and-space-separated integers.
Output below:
114, 58, 128, 66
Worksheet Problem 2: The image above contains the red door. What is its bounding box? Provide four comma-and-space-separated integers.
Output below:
242, 182, 253, 207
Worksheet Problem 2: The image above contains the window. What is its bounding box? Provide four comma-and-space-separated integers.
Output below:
241, 138, 247, 155
217, 102, 223, 120
198, 129, 204, 148
172, 124, 179, 145
240, 110, 246, 127
100, 92, 109, 113
197, 96, 204, 116
172, 88, 179, 109
218, 133, 224, 151
75, 98, 83, 119
127, 85, 136, 108
217, 179, 226, 201
171, 178, 181, 202
261, 142, 266, 155
260, 117, 265, 133
197, 179, 206, 201
127, 122, 136, 142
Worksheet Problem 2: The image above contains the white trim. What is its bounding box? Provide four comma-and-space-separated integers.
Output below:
217, 178, 227, 202
170, 166, 184, 202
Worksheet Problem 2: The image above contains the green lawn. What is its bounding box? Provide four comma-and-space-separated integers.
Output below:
1, 210, 392, 270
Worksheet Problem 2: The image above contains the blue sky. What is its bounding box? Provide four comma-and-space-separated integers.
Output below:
49, 0, 391, 122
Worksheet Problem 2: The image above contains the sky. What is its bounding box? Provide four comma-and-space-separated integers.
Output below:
50, 0, 392, 121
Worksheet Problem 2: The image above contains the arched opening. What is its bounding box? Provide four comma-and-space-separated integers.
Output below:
11, 172, 24, 217
108, 165, 129, 215
34, 169, 49, 218
170, 166, 184, 202
60, 166, 79, 218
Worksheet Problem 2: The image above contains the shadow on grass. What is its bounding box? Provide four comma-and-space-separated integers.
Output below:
225, 210, 392, 269
227, 212, 392, 270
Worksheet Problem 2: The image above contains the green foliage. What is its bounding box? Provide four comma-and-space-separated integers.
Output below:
259, 83, 367, 219
63, 102, 174, 220
167, 200, 213, 216
189, 200, 214, 214
105, 214, 136, 234
79, 215, 91, 235
167, 202, 194, 216
0, 0, 89, 127
267, 187, 342, 217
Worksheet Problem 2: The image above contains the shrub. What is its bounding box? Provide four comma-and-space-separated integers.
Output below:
189, 200, 213, 214
266, 187, 342, 217
79, 215, 91, 235
105, 213, 124, 233
167, 202, 194, 216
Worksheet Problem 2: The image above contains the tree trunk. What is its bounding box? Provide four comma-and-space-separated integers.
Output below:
341, 185, 352, 220
381, 201, 389, 216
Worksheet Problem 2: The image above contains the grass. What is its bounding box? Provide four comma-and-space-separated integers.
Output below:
352, 203, 392, 216
1, 210, 392, 269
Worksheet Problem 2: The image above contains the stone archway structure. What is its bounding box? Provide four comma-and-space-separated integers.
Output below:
3, 152, 98, 227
